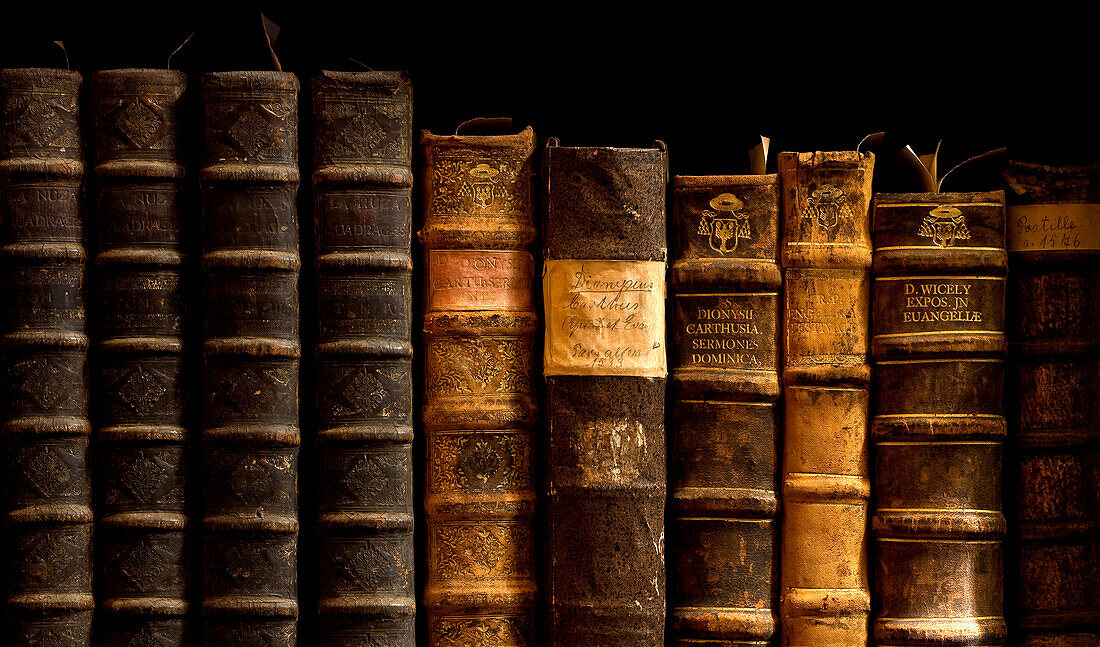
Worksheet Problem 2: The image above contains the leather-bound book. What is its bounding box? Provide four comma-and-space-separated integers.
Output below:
871, 191, 1007, 647
92, 68, 191, 647
420, 124, 538, 647
669, 174, 780, 646
1003, 161, 1100, 647
543, 141, 669, 647
200, 71, 300, 647
312, 71, 415, 647
0, 68, 91, 647
778, 151, 873, 647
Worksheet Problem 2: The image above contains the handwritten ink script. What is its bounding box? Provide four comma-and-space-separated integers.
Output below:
543, 259, 667, 377
1008, 204, 1100, 252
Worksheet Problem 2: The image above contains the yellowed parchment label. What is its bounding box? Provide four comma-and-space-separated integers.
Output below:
543, 259, 667, 377
1008, 203, 1100, 252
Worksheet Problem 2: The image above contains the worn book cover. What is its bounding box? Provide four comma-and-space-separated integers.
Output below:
1003, 161, 1100, 647
200, 71, 301, 647
420, 124, 538, 647
670, 173, 780, 647
93, 68, 191, 647
872, 190, 1007, 647
313, 70, 415, 647
0, 67, 92, 647
543, 141, 669, 647
778, 150, 873, 647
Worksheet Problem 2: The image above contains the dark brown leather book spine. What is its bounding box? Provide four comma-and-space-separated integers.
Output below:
871, 191, 1007, 647
92, 68, 191, 647
312, 71, 415, 647
419, 126, 538, 647
543, 142, 669, 647
670, 174, 780, 647
0, 67, 91, 647
778, 151, 873, 647
1003, 161, 1100, 647
200, 71, 300, 647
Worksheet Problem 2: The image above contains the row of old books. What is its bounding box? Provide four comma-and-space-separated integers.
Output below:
0, 65, 1095, 647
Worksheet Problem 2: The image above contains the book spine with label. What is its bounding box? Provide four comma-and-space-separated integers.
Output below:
669, 174, 780, 647
778, 150, 873, 647
1003, 161, 1100, 647
312, 71, 415, 647
0, 68, 91, 647
92, 68, 191, 647
543, 142, 669, 647
200, 71, 301, 647
420, 126, 538, 647
871, 191, 1007, 647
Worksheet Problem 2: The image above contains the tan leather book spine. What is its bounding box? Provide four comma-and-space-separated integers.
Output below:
92, 68, 191, 647
312, 70, 415, 647
670, 174, 780, 647
778, 150, 873, 647
1003, 161, 1100, 647
543, 141, 669, 647
419, 126, 538, 647
0, 67, 91, 647
871, 191, 1007, 647
200, 71, 301, 647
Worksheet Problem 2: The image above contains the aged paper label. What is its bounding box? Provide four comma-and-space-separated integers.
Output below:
1007, 203, 1100, 252
427, 249, 534, 312
543, 259, 666, 377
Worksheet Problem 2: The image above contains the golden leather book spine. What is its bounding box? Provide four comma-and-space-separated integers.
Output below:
419, 126, 538, 647
669, 174, 780, 647
312, 71, 415, 647
1003, 161, 1100, 647
92, 68, 191, 647
0, 67, 91, 647
200, 71, 300, 647
543, 142, 668, 647
777, 150, 873, 647
871, 191, 1007, 647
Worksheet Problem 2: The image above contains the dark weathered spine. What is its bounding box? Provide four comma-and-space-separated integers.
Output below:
420, 127, 538, 647
200, 71, 300, 647
543, 142, 669, 647
312, 71, 415, 647
0, 67, 91, 647
778, 151, 874, 647
92, 68, 190, 647
871, 191, 1007, 647
670, 174, 780, 647
1003, 161, 1100, 647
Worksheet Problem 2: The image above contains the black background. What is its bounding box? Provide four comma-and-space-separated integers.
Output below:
1, 5, 1091, 643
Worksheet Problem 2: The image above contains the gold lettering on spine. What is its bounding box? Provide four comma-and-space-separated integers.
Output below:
421, 127, 537, 647
427, 250, 535, 311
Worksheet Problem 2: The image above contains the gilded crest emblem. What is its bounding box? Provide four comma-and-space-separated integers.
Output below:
697, 192, 751, 253
803, 184, 851, 229
919, 205, 971, 248
459, 162, 503, 208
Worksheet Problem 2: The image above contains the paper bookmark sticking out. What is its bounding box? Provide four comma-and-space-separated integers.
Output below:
749, 135, 771, 175
262, 13, 282, 72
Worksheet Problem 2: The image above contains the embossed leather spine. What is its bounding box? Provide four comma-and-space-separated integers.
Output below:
1003, 161, 1100, 647
871, 191, 1007, 647
420, 127, 538, 647
200, 71, 300, 647
543, 143, 669, 647
312, 71, 415, 647
778, 151, 873, 647
0, 68, 91, 647
92, 69, 190, 647
670, 174, 780, 647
